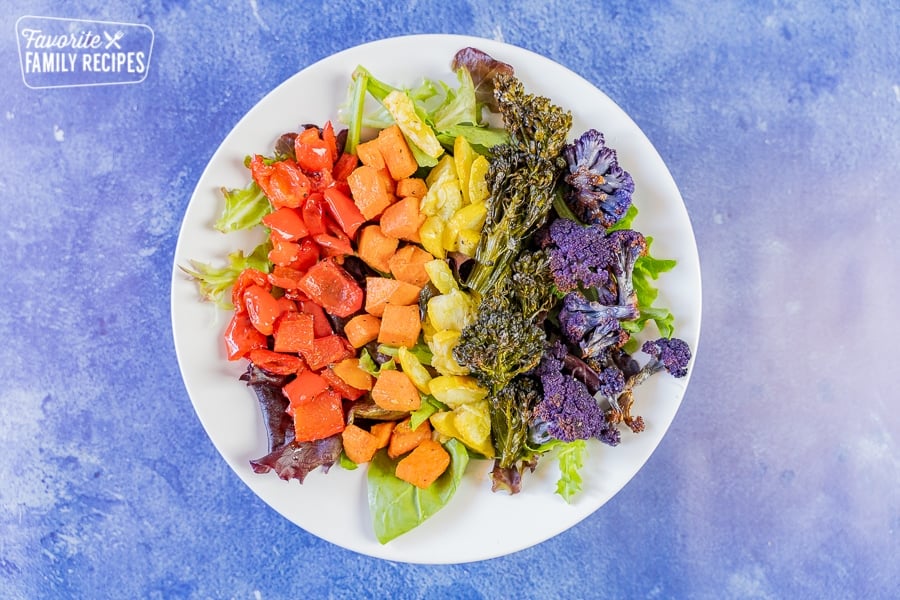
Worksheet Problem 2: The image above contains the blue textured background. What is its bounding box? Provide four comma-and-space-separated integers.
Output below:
2, 1, 898, 598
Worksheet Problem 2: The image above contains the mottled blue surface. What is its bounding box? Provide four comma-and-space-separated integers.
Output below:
2, 1, 898, 598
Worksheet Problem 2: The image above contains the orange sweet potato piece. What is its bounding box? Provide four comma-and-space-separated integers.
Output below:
364, 277, 422, 316
379, 195, 426, 243
356, 224, 399, 273
355, 139, 385, 170
378, 304, 422, 348
343, 313, 382, 348
396, 177, 427, 199
293, 389, 345, 442
370, 421, 395, 449
388, 245, 434, 287
347, 164, 396, 220
395, 439, 451, 489
387, 417, 432, 459
341, 423, 380, 464
332, 357, 374, 391
371, 370, 421, 413
376, 124, 419, 180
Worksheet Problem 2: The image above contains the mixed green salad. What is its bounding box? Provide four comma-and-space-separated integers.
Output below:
185, 47, 692, 543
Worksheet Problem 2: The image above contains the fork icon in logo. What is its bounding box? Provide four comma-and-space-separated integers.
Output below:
104, 30, 125, 49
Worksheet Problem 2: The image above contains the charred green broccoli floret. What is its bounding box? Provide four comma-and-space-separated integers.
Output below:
505, 249, 557, 322
489, 376, 541, 494
465, 73, 572, 295
453, 292, 546, 394
562, 129, 634, 228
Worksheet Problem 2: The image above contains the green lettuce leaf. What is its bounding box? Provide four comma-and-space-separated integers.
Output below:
367, 438, 469, 544
181, 241, 271, 309
555, 439, 586, 503
215, 180, 271, 233
409, 395, 447, 431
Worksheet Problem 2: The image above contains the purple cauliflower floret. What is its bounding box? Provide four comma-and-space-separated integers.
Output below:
641, 337, 692, 378
558, 292, 634, 359
596, 365, 626, 399
563, 129, 635, 228
606, 229, 647, 310
529, 347, 619, 446
606, 337, 692, 433
541, 217, 614, 294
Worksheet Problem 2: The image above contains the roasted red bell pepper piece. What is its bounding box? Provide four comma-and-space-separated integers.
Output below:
321, 366, 366, 401
323, 186, 366, 239
223, 312, 268, 360
301, 335, 355, 371
250, 155, 311, 209
263, 206, 309, 241
322, 121, 339, 164
297, 258, 363, 318
231, 268, 270, 313
268, 236, 301, 266
273, 311, 315, 353
243, 284, 281, 336
299, 299, 333, 337
301, 193, 327, 236
248, 348, 306, 376
294, 126, 333, 173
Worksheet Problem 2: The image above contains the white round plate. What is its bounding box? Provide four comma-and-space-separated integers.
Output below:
171, 34, 702, 564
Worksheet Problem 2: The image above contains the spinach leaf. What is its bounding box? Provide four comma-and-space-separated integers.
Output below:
367, 438, 469, 544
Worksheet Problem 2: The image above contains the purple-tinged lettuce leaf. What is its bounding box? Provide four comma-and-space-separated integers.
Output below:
451, 47, 514, 112
240, 364, 293, 453
250, 435, 343, 483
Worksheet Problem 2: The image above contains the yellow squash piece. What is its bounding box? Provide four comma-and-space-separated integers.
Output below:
428, 329, 469, 376
397, 346, 432, 395
468, 155, 490, 204
383, 90, 444, 160
430, 399, 495, 458
453, 136, 476, 205
428, 375, 488, 408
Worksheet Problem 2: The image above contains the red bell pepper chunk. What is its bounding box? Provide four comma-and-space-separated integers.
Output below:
321, 366, 366, 401
268, 266, 305, 291
231, 268, 270, 314
223, 312, 268, 360
301, 193, 327, 236
250, 156, 311, 209
294, 126, 333, 173
301, 334, 355, 371
292, 388, 345, 443
268, 236, 301, 266
313, 233, 354, 257
299, 299, 333, 337
263, 206, 309, 241
297, 258, 364, 318
307, 168, 335, 194
243, 284, 281, 336
332, 153, 358, 182
283, 369, 330, 406
273, 311, 315, 353
291, 238, 320, 272
247, 348, 306, 376
323, 186, 366, 239
322, 121, 339, 164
